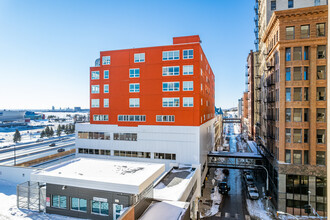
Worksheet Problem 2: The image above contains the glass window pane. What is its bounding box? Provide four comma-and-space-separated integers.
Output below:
92, 201, 100, 214
71, 198, 79, 210
100, 202, 109, 215
52, 195, 59, 208
60, 196, 67, 209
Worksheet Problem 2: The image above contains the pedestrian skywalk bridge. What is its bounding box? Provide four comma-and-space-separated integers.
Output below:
207, 151, 264, 169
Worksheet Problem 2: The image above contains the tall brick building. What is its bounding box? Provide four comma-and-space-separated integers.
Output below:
262, 5, 327, 216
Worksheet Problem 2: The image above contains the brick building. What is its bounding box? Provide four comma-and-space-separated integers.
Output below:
262, 5, 327, 216
247, 50, 255, 138
75, 35, 215, 217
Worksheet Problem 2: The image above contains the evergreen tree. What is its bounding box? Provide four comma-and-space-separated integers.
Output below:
65, 124, 70, 134
56, 125, 62, 137
61, 125, 65, 130
45, 126, 50, 137
70, 124, 75, 134
13, 129, 21, 143
50, 127, 54, 137
40, 130, 45, 138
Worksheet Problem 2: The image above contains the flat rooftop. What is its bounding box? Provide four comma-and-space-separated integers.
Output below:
154, 165, 196, 201
31, 158, 165, 194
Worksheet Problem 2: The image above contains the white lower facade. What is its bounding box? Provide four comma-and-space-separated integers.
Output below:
75, 120, 215, 170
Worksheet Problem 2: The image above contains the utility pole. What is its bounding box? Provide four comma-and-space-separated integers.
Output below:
14, 144, 16, 166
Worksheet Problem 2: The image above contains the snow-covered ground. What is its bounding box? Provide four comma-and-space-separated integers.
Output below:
0, 179, 81, 220
201, 168, 224, 218
246, 198, 273, 220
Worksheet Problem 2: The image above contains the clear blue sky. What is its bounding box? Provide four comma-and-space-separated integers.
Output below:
0, 0, 255, 110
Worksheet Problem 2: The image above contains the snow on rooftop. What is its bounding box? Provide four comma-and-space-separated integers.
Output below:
31, 158, 165, 194
153, 165, 196, 201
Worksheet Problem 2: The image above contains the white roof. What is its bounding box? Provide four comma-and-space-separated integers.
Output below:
31, 158, 165, 194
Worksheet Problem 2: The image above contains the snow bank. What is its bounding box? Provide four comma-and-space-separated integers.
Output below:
246, 198, 272, 220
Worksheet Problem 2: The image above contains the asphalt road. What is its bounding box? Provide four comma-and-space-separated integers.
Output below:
204, 123, 250, 220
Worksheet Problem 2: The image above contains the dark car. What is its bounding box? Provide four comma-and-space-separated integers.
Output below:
57, 148, 65, 153
218, 181, 231, 195
49, 143, 56, 147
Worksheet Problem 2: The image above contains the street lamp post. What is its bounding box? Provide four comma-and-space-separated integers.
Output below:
254, 165, 269, 211
14, 144, 16, 166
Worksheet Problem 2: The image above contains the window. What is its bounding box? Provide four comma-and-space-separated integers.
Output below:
316, 23, 325, 37
317, 108, 326, 122
304, 108, 309, 122
183, 65, 193, 75
300, 25, 309, 38
113, 133, 137, 141
288, 0, 294, 8
285, 150, 291, 163
317, 66, 326, 80
183, 49, 193, 59
162, 66, 179, 76
91, 99, 99, 108
93, 115, 108, 121
162, 50, 179, 61
293, 129, 302, 143
271, 0, 276, 10
104, 84, 109, 93
91, 85, 99, 93
129, 68, 140, 78
293, 67, 301, 80
285, 48, 291, 61
183, 97, 193, 107
118, 115, 146, 122
129, 98, 140, 108
316, 177, 326, 196
104, 70, 109, 79
286, 27, 294, 40
286, 129, 291, 143
286, 88, 291, 101
293, 108, 302, 122
317, 87, 326, 101
71, 198, 87, 212
200, 68, 203, 76
304, 46, 309, 60
293, 88, 302, 101
304, 150, 309, 164
91, 200, 109, 216
293, 47, 302, 60
285, 68, 291, 81
162, 82, 180, 91
102, 56, 110, 65
317, 129, 325, 144
91, 71, 100, 80
154, 152, 176, 160
183, 81, 193, 91
52, 195, 66, 209
316, 151, 326, 165
304, 129, 309, 143
156, 115, 175, 122
304, 67, 308, 80
134, 53, 145, 63
129, 83, 140, 92
78, 132, 110, 140
104, 99, 109, 108
114, 150, 150, 158
162, 98, 179, 107
304, 88, 308, 101
315, 0, 320, 5
317, 45, 326, 59
286, 175, 309, 195
285, 108, 291, 122
293, 150, 302, 164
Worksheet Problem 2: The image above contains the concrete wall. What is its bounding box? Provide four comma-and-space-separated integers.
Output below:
0, 165, 37, 184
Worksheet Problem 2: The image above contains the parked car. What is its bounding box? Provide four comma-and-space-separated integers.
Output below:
244, 174, 254, 185
57, 148, 65, 153
222, 169, 230, 176
247, 185, 259, 200
218, 181, 231, 195
49, 143, 56, 147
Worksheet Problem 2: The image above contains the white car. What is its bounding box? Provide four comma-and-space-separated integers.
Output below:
247, 186, 259, 200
